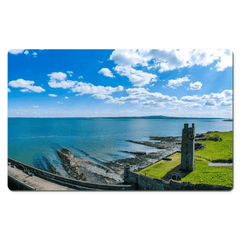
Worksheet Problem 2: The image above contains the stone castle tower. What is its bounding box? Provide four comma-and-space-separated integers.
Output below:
181, 123, 195, 171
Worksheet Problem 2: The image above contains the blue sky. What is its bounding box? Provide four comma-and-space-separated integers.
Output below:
8, 49, 233, 118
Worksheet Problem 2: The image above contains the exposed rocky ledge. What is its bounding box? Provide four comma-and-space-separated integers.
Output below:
106, 136, 182, 172
57, 148, 123, 184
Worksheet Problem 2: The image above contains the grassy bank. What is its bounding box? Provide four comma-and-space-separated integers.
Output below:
138, 131, 233, 187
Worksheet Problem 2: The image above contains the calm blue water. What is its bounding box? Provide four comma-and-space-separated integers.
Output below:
8, 117, 232, 175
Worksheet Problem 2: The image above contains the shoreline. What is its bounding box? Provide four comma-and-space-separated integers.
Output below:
56, 135, 183, 183
52, 130, 233, 184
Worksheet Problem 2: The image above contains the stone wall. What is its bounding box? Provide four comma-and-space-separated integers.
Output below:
124, 167, 232, 191
8, 158, 134, 191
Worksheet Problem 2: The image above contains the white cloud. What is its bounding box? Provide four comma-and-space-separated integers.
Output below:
48, 72, 77, 89
48, 72, 67, 81
57, 102, 63, 104
9, 49, 39, 58
8, 79, 45, 93
106, 87, 177, 107
48, 94, 57, 97
8, 88, 11, 92
110, 49, 150, 67
110, 49, 232, 72
33, 106, 39, 108
47, 71, 124, 99
167, 76, 190, 89
114, 65, 157, 87
189, 81, 202, 90
181, 89, 232, 107
220, 101, 232, 106
215, 49, 232, 71
180, 95, 201, 102
106, 87, 232, 112
202, 90, 232, 101
204, 100, 217, 106
20, 89, 31, 92
98, 68, 115, 78
78, 75, 83, 79
67, 71, 73, 77
9, 49, 25, 55
72, 82, 124, 99
64, 96, 69, 99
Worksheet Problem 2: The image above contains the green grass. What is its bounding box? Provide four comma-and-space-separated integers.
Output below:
181, 158, 232, 187
138, 153, 181, 179
196, 131, 233, 161
138, 131, 233, 187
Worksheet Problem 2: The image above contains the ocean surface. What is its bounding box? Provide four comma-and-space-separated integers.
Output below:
8, 117, 232, 176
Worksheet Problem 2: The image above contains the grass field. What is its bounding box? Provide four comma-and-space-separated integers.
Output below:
138, 152, 181, 179
138, 131, 233, 187
196, 131, 233, 161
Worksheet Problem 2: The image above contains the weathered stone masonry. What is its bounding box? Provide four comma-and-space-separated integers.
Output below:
181, 123, 195, 171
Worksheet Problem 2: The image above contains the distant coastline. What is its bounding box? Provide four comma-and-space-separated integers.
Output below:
8, 115, 227, 119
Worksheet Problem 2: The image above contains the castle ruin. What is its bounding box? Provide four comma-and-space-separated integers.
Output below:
181, 123, 195, 171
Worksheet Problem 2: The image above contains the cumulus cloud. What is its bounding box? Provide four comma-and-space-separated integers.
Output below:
106, 87, 177, 107
215, 49, 232, 71
47, 71, 124, 99
9, 49, 39, 58
110, 49, 232, 72
9, 49, 25, 55
72, 82, 124, 99
8, 79, 45, 93
180, 95, 201, 102
220, 101, 232, 106
98, 68, 115, 78
181, 89, 232, 107
189, 81, 202, 90
48, 94, 57, 97
167, 76, 190, 89
114, 65, 157, 87
8, 88, 11, 92
106, 87, 232, 112
110, 49, 150, 67
48, 72, 77, 89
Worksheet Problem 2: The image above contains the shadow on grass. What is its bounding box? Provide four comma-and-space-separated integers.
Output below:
161, 164, 193, 181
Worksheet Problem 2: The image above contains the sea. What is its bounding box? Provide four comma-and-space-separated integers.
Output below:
8, 117, 232, 176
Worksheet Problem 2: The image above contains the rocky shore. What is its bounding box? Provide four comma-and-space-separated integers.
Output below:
106, 136, 182, 172
56, 148, 123, 184
56, 135, 185, 183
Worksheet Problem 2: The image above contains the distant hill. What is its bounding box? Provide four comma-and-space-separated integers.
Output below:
92, 115, 223, 120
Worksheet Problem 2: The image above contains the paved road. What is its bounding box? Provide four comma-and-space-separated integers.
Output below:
8, 166, 75, 191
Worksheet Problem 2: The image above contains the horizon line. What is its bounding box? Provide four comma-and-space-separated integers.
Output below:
7, 115, 229, 119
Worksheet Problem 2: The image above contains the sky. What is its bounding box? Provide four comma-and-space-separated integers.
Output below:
8, 49, 233, 118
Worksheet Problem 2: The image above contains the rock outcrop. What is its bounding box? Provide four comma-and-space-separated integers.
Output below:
57, 148, 123, 184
